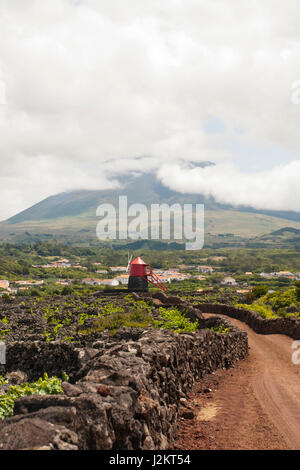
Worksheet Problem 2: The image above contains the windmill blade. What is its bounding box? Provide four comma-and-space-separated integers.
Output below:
126, 252, 133, 272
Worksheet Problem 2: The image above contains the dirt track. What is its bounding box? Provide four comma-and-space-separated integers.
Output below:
174, 314, 300, 450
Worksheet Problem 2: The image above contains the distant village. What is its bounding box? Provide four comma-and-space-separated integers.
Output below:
0, 255, 299, 296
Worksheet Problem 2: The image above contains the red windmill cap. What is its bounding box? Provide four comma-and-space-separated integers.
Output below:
131, 257, 148, 265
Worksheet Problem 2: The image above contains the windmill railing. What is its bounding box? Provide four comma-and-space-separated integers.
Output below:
145, 272, 168, 292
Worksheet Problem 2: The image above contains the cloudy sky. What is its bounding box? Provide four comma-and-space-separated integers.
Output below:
0, 0, 300, 220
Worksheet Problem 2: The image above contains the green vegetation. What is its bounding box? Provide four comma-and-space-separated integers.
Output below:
0, 242, 298, 305
0, 329, 10, 340
92, 309, 153, 336
236, 302, 277, 319
236, 287, 300, 319
208, 325, 230, 334
27, 294, 201, 339
80, 302, 201, 336
0, 243, 299, 280
0, 241, 299, 341
250, 285, 269, 299
0, 373, 63, 420
153, 307, 199, 333
80, 298, 153, 336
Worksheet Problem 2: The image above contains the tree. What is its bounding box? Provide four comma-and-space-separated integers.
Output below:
252, 285, 269, 299
62, 286, 73, 296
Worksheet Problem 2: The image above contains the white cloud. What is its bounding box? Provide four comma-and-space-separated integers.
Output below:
0, 0, 300, 219
157, 160, 300, 212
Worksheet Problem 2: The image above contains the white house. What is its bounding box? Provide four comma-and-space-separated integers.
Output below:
110, 266, 127, 272
0, 280, 9, 290
82, 278, 103, 285
99, 279, 120, 286
197, 265, 214, 274
83, 278, 119, 287
221, 277, 238, 286
114, 274, 129, 285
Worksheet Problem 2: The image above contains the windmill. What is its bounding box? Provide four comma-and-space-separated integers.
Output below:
128, 256, 168, 293
126, 251, 133, 272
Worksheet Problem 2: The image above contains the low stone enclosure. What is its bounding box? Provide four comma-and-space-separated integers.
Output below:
138, 291, 300, 339
0, 293, 249, 450
194, 303, 300, 340
1, 291, 298, 450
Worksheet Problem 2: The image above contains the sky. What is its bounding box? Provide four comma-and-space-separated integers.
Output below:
0, 0, 300, 220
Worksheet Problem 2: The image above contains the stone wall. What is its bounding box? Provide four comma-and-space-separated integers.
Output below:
5, 342, 82, 382
0, 320, 248, 450
196, 303, 300, 340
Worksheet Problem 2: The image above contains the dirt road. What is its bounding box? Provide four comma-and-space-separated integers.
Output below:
173, 314, 300, 450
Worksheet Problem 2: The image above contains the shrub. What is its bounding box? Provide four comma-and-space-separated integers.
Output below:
89, 308, 153, 336
235, 303, 276, 319
208, 325, 230, 334
61, 286, 73, 296
0, 373, 63, 420
251, 285, 269, 299
154, 307, 199, 333
237, 287, 300, 318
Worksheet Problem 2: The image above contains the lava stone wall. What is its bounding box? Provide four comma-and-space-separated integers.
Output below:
5, 342, 82, 381
196, 303, 300, 340
0, 322, 248, 450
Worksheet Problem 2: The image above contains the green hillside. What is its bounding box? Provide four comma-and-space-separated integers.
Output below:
1, 172, 300, 246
